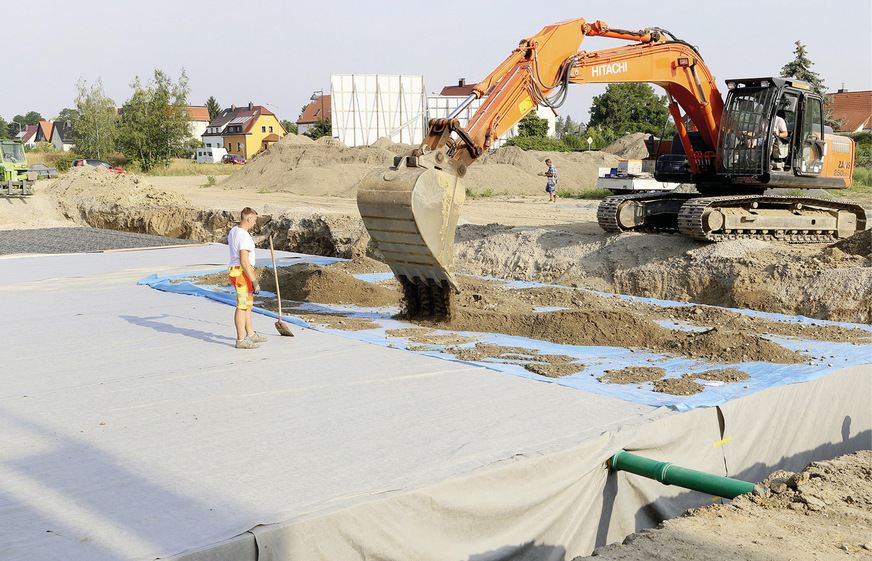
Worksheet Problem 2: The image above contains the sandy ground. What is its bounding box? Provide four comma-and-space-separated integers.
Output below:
2, 135, 870, 557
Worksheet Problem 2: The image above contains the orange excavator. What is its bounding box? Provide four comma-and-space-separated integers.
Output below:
356, 18, 866, 316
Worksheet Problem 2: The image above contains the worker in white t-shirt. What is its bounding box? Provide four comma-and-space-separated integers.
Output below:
227, 207, 267, 349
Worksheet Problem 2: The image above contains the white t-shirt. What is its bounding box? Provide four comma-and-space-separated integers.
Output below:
228, 225, 256, 267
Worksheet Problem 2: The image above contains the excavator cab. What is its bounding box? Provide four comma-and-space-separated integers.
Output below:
716, 78, 837, 185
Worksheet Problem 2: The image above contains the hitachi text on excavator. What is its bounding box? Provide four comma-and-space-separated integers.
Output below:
356, 18, 866, 317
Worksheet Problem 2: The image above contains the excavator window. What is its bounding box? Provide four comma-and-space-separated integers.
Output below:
718, 86, 777, 176
797, 96, 825, 175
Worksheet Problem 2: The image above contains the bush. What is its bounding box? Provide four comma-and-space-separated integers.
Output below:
854, 144, 871, 168
504, 136, 569, 152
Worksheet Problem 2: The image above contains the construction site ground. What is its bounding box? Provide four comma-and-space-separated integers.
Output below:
1, 133, 870, 560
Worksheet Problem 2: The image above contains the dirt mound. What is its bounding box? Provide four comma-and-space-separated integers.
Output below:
262, 262, 400, 307
602, 132, 651, 159
45, 167, 195, 237
243, 262, 870, 367
218, 136, 397, 197
369, 137, 414, 154
830, 228, 871, 256
578, 451, 872, 560
454, 225, 872, 324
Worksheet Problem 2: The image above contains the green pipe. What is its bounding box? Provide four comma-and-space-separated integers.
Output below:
608, 450, 754, 499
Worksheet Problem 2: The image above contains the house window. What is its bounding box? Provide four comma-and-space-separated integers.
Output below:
262, 126, 266, 133
269, 126, 273, 132
237, 142, 242, 152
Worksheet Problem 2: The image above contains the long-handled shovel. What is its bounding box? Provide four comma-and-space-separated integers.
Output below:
269, 235, 294, 337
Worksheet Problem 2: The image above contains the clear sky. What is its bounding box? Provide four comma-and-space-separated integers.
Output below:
8, 0, 871, 128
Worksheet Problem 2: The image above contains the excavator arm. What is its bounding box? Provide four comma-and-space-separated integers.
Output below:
423, 19, 723, 173
356, 18, 863, 318
358, 18, 727, 317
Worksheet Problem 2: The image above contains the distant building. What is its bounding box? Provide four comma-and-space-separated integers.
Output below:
186, 106, 211, 142
15, 125, 38, 149
203, 103, 286, 159
297, 95, 331, 136
50, 121, 74, 152
826, 89, 872, 132
34, 121, 54, 144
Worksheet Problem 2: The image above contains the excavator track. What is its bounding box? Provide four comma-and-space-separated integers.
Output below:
677, 195, 866, 243
598, 193, 866, 243
597, 192, 697, 234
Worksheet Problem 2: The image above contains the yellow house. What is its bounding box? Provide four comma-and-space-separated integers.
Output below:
221, 104, 286, 160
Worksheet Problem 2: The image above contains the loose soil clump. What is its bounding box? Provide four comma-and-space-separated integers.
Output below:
189, 261, 870, 368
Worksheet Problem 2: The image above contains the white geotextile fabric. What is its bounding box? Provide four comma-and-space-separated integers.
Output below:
176, 366, 869, 561
0, 246, 655, 561
2, 246, 868, 561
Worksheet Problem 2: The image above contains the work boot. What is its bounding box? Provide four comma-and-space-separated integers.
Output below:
247, 332, 268, 343
236, 338, 259, 349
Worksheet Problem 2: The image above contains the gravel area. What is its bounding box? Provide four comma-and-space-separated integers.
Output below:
0, 227, 197, 255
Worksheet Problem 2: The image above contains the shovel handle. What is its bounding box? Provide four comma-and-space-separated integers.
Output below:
269, 235, 283, 320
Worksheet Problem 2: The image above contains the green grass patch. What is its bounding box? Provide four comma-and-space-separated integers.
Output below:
145, 158, 237, 177
466, 188, 512, 199
201, 175, 217, 188
576, 188, 613, 199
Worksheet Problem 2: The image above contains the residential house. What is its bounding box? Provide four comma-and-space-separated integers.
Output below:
428, 78, 543, 144
203, 103, 286, 159
186, 106, 211, 142
50, 121, 75, 152
33, 121, 54, 145
826, 89, 872, 132
297, 95, 331, 136
15, 125, 38, 149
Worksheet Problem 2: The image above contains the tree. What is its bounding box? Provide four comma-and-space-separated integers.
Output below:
780, 41, 826, 94
205, 96, 221, 121
518, 112, 549, 137
780, 41, 842, 128
55, 107, 79, 123
304, 118, 331, 140
0, 116, 9, 140
555, 114, 583, 138
118, 68, 192, 171
588, 83, 669, 137
73, 78, 118, 160
281, 120, 297, 135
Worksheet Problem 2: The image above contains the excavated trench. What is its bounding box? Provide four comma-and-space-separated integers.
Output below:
42, 166, 872, 325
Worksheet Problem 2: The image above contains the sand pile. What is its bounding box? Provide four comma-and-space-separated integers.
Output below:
218, 134, 399, 197
601, 132, 652, 159
217, 133, 636, 197
45, 167, 195, 237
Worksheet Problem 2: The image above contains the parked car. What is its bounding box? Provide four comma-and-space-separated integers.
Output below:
71, 159, 126, 174
222, 154, 246, 165
28, 164, 58, 178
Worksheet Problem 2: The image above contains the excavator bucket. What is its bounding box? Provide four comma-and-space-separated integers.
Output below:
357, 151, 466, 317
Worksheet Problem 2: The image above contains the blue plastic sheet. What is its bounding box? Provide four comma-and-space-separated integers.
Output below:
141, 268, 871, 412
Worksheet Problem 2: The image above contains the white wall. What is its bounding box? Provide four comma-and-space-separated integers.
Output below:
331, 74, 427, 147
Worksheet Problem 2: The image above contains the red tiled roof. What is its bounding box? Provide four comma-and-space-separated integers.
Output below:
297, 95, 331, 124
187, 106, 210, 121
825, 91, 871, 132
15, 125, 37, 143
262, 133, 280, 142
439, 84, 476, 96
